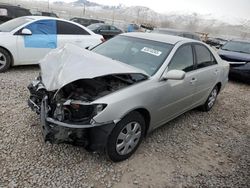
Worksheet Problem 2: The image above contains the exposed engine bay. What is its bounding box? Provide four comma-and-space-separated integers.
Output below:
28, 73, 147, 145
28, 73, 147, 125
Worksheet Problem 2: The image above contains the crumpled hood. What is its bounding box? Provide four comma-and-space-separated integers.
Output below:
40, 43, 148, 91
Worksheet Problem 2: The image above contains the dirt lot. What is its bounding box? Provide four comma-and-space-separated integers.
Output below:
0, 66, 249, 188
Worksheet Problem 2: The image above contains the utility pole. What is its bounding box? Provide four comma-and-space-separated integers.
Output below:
48, 0, 50, 11
112, 8, 115, 25
83, 3, 86, 16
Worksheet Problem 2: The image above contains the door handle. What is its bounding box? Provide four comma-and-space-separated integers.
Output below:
190, 77, 197, 85
75, 40, 82, 43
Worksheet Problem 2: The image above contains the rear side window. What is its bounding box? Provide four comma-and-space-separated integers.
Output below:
100, 25, 109, 30
194, 45, 217, 68
110, 26, 118, 30
57, 20, 90, 35
168, 45, 194, 72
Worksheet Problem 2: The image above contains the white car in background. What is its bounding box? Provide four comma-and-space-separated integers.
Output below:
0, 16, 104, 72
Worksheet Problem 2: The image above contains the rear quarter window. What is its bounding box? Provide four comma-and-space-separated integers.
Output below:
194, 44, 217, 68
57, 20, 90, 35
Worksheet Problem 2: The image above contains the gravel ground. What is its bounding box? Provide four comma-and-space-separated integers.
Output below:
0, 66, 249, 188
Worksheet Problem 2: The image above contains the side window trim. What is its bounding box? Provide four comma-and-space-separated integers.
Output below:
192, 43, 218, 70
167, 43, 195, 73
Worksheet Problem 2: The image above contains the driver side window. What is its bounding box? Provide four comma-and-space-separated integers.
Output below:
168, 45, 194, 72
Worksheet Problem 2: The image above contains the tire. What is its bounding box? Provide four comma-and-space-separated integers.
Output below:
0, 48, 11, 73
106, 112, 145, 162
200, 85, 218, 112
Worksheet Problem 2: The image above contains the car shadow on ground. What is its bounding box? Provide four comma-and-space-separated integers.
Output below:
9, 65, 40, 72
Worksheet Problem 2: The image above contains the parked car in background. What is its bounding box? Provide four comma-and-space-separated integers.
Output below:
87, 23, 123, 39
127, 23, 140, 32
31, 10, 58, 18
70, 17, 104, 27
28, 33, 229, 162
218, 40, 250, 82
0, 16, 104, 72
0, 4, 31, 24
152, 28, 201, 41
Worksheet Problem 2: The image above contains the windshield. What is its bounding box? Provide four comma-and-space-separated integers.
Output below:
222, 41, 250, 54
92, 36, 173, 75
0, 17, 32, 32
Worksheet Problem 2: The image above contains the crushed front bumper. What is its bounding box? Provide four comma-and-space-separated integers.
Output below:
39, 96, 115, 150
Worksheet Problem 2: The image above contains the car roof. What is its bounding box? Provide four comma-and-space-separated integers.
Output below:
155, 27, 197, 34
24, 16, 60, 20
23, 16, 83, 24
121, 32, 196, 45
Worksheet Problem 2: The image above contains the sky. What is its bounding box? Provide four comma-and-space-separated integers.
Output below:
49, 0, 250, 23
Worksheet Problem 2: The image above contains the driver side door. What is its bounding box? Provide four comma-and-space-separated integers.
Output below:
154, 44, 198, 127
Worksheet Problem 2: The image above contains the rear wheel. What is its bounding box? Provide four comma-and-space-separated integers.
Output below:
106, 112, 145, 162
0, 48, 11, 73
201, 86, 218, 111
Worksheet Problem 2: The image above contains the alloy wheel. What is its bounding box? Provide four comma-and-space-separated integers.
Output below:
116, 121, 142, 155
208, 88, 217, 108
0, 52, 7, 70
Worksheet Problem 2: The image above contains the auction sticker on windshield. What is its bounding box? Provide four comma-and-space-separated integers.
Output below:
141, 47, 162, 56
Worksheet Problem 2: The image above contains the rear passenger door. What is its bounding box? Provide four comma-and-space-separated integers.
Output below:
56, 20, 95, 49
192, 44, 219, 105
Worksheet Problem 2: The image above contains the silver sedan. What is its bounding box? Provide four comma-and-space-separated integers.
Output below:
28, 32, 229, 162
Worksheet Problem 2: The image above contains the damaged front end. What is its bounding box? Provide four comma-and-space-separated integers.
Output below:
28, 73, 147, 149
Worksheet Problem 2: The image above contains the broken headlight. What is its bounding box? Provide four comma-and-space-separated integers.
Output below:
53, 100, 107, 123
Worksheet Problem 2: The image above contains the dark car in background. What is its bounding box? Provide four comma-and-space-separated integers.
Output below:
70, 17, 104, 27
31, 10, 58, 18
87, 23, 123, 40
152, 28, 201, 41
218, 40, 250, 83
0, 4, 31, 24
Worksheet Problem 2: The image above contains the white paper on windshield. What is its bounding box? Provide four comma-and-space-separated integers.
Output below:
141, 47, 162, 56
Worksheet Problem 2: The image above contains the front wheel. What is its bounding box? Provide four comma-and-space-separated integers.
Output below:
0, 48, 11, 73
106, 112, 145, 162
200, 86, 218, 111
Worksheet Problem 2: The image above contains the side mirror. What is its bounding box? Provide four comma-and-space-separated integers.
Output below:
21, 28, 32, 35
161, 70, 186, 81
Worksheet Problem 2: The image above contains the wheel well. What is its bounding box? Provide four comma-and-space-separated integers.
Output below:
134, 108, 151, 136
216, 82, 222, 93
0, 46, 14, 66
